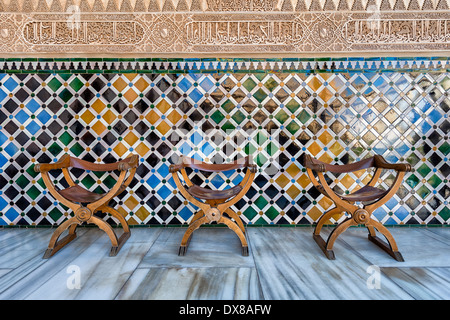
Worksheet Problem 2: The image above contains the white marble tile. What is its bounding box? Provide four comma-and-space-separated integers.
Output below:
381, 267, 450, 300
247, 227, 412, 300
340, 227, 450, 267
23, 228, 163, 300
116, 267, 262, 300
140, 228, 254, 268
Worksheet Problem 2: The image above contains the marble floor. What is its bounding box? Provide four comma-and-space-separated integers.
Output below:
0, 226, 448, 300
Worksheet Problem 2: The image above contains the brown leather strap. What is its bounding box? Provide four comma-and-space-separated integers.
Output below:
374, 155, 411, 172
304, 154, 375, 173
170, 156, 256, 173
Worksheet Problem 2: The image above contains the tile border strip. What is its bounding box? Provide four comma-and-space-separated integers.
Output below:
0, 57, 449, 74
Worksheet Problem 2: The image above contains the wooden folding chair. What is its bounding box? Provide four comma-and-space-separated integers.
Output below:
170, 156, 257, 256
304, 154, 411, 261
34, 154, 139, 259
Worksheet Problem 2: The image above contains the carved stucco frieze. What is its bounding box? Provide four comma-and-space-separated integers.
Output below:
0, 0, 449, 55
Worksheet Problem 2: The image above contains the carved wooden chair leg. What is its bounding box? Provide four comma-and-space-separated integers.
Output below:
189, 210, 205, 224
86, 215, 123, 256
171, 156, 256, 256
35, 154, 139, 259
225, 208, 246, 234
366, 219, 404, 262
43, 217, 80, 259
219, 216, 249, 256
313, 207, 342, 236
179, 216, 209, 256
304, 154, 410, 261
99, 205, 131, 251
318, 217, 357, 260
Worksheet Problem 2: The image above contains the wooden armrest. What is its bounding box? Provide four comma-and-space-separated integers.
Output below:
34, 154, 71, 173
70, 154, 139, 171
169, 163, 184, 173
303, 155, 326, 172
374, 155, 411, 172
170, 156, 256, 173
304, 154, 376, 173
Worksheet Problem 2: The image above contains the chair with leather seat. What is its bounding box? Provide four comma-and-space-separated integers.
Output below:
304, 154, 411, 261
34, 153, 139, 259
170, 156, 257, 256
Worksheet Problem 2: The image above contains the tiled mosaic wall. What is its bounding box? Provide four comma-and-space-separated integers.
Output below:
0, 58, 449, 226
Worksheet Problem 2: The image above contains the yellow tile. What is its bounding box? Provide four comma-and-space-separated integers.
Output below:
362, 174, 372, 185
297, 173, 311, 188
318, 87, 333, 102
307, 77, 322, 91
91, 99, 106, 114
113, 143, 128, 157
134, 77, 149, 92
286, 185, 300, 199
275, 174, 290, 188
134, 206, 150, 222
116, 206, 128, 218
91, 121, 106, 136
103, 109, 116, 125
308, 141, 321, 156
124, 196, 139, 210
124, 88, 138, 103
318, 131, 333, 145
81, 110, 95, 124
340, 174, 355, 189
113, 77, 128, 92
285, 163, 301, 178
353, 169, 365, 178
124, 132, 138, 146
167, 110, 182, 124
156, 99, 171, 114
145, 110, 160, 125
329, 141, 344, 156
157, 121, 171, 135
123, 73, 138, 82
318, 153, 333, 164
318, 197, 333, 210
308, 206, 324, 222
135, 142, 150, 157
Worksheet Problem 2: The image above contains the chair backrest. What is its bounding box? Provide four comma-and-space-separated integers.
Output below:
181, 156, 253, 172
70, 154, 139, 171
304, 154, 376, 173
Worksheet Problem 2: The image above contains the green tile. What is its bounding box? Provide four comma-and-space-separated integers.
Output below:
253, 88, 267, 103
254, 195, 269, 210
69, 78, 84, 91
417, 163, 432, 177
297, 109, 311, 124
59, 132, 74, 146
242, 77, 257, 92
210, 110, 225, 124
406, 174, 420, 188
47, 78, 62, 91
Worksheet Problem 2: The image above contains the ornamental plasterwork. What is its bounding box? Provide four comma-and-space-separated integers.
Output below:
0, 0, 449, 55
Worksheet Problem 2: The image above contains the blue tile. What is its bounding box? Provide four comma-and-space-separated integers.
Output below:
15, 110, 29, 124
178, 77, 192, 91
26, 120, 40, 135
4, 142, 18, 157
3, 77, 18, 91
26, 99, 40, 113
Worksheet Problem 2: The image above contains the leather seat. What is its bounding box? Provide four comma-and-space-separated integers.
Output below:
187, 184, 243, 200
58, 185, 104, 203
340, 186, 388, 202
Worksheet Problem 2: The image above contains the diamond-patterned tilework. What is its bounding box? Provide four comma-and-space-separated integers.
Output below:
0, 68, 449, 227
